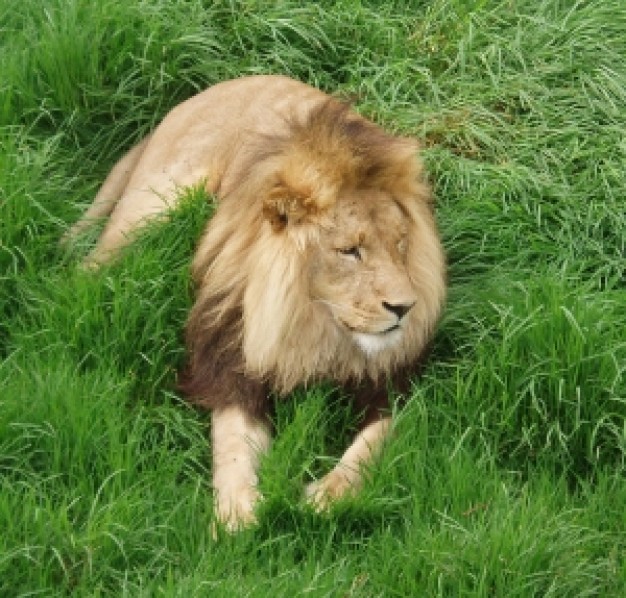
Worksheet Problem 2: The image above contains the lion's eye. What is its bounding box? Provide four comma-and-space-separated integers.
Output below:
338, 246, 362, 260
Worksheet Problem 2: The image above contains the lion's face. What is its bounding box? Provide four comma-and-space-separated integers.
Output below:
307, 189, 418, 355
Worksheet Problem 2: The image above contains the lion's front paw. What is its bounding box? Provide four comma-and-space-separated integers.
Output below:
214, 485, 262, 534
305, 468, 359, 511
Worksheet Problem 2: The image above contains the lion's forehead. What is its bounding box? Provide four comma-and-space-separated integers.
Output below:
328, 191, 408, 246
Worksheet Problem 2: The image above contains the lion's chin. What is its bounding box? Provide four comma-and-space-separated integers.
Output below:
352, 329, 402, 356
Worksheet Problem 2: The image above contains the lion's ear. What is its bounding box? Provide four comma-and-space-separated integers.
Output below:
262, 180, 316, 232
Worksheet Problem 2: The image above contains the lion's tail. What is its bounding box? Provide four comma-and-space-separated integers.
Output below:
61, 136, 151, 245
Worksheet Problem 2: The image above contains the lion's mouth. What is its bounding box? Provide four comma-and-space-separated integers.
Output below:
382, 324, 400, 334
340, 320, 401, 336
337, 318, 401, 337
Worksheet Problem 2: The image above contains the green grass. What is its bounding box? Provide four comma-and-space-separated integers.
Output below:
1, 0, 625, 595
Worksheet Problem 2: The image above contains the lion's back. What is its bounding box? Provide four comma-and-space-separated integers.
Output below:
131, 76, 328, 194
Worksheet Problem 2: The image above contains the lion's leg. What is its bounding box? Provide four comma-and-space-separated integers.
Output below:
82, 164, 211, 267
62, 138, 151, 246
82, 184, 179, 267
305, 415, 391, 510
305, 380, 395, 510
211, 404, 271, 532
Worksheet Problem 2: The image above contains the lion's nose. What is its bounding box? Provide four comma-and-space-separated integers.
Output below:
382, 301, 415, 320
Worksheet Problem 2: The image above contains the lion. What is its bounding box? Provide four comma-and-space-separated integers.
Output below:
66, 75, 446, 531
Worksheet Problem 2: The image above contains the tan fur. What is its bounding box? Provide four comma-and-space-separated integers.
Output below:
69, 75, 446, 530
211, 405, 271, 532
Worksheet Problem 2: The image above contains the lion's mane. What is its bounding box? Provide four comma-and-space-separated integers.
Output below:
179, 99, 445, 415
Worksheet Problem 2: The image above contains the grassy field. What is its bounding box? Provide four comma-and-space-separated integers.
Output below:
1, 0, 625, 595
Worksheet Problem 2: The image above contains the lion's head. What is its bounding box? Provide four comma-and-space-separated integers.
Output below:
183, 99, 446, 405
304, 187, 420, 355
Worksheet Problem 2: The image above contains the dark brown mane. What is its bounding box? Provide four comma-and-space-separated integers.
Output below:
178, 292, 268, 417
